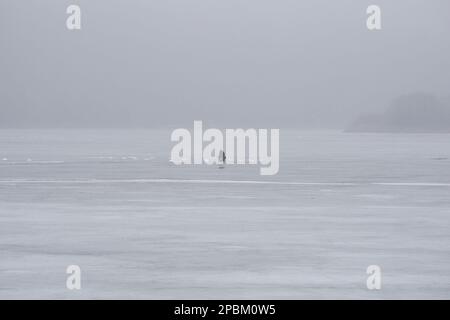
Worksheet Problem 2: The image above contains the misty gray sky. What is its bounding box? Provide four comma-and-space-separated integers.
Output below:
1, 0, 449, 128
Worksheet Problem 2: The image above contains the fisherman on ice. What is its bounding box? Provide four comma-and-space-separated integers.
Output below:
218, 150, 226, 169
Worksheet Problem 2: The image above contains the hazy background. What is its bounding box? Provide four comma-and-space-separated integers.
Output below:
1, 1, 450, 299
1, 0, 449, 129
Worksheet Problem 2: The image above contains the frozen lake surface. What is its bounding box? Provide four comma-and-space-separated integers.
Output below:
0, 130, 449, 299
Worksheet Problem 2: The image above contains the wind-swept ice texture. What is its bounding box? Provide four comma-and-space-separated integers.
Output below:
0, 130, 449, 299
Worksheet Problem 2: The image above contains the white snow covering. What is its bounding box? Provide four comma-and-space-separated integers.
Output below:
0, 130, 449, 299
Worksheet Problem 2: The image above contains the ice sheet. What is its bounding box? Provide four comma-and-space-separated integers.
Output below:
0, 130, 449, 299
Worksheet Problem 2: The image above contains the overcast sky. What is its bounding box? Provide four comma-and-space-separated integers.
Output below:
1, 0, 449, 128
